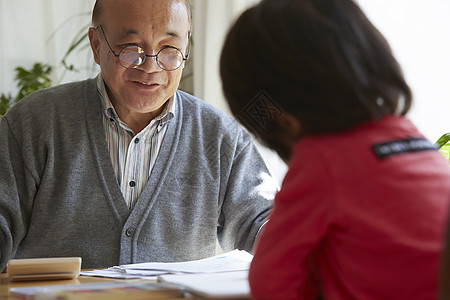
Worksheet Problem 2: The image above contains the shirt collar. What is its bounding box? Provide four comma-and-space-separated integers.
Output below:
96, 73, 176, 128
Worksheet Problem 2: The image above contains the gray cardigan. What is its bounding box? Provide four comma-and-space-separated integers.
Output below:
0, 79, 276, 270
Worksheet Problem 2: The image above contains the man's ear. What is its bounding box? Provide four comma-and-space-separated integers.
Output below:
88, 27, 101, 65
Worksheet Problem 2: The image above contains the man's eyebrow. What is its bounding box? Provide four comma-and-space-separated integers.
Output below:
166, 31, 182, 38
122, 29, 139, 36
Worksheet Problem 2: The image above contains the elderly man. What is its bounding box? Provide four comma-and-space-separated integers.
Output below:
0, 0, 276, 271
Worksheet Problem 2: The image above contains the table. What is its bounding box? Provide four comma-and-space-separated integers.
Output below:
0, 272, 185, 299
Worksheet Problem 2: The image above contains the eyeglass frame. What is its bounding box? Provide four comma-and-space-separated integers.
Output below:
95, 25, 191, 71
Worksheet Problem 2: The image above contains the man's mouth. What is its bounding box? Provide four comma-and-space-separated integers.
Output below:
137, 81, 157, 86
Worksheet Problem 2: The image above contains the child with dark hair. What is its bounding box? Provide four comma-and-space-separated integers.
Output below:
220, 0, 450, 299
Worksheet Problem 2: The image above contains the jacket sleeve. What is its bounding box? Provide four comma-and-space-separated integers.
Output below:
217, 130, 277, 253
248, 145, 333, 300
0, 115, 37, 272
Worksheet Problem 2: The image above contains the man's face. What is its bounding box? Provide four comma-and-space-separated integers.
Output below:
89, 0, 190, 120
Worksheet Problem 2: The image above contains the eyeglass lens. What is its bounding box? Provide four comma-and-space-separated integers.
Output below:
119, 46, 184, 70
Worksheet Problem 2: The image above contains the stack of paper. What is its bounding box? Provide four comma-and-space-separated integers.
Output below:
81, 249, 253, 279
80, 250, 253, 299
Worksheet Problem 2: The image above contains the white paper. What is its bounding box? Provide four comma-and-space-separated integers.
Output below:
119, 249, 253, 274
80, 250, 253, 281
80, 269, 162, 279
159, 270, 250, 299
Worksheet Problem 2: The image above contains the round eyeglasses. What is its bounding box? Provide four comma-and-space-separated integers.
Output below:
96, 25, 190, 71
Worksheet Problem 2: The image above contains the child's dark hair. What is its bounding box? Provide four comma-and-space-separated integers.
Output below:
220, 0, 412, 142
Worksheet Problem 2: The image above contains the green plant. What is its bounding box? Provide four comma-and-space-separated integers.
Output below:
0, 12, 92, 118
58, 25, 95, 83
0, 63, 53, 117
436, 133, 450, 149
0, 94, 12, 117
436, 133, 450, 161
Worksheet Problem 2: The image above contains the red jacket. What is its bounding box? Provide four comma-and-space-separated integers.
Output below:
249, 116, 450, 300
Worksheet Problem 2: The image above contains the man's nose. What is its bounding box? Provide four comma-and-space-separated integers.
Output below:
137, 55, 162, 73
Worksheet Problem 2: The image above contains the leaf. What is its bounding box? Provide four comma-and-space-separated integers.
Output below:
435, 133, 450, 149
0, 93, 13, 117
13, 62, 53, 102
60, 27, 89, 73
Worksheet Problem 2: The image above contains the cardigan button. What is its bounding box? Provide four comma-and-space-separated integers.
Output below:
125, 228, 135, 237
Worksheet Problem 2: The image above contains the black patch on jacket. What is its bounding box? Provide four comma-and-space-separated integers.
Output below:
372, 138, 437, 159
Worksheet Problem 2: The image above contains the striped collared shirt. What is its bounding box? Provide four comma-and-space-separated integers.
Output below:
96, 74, 175, 209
